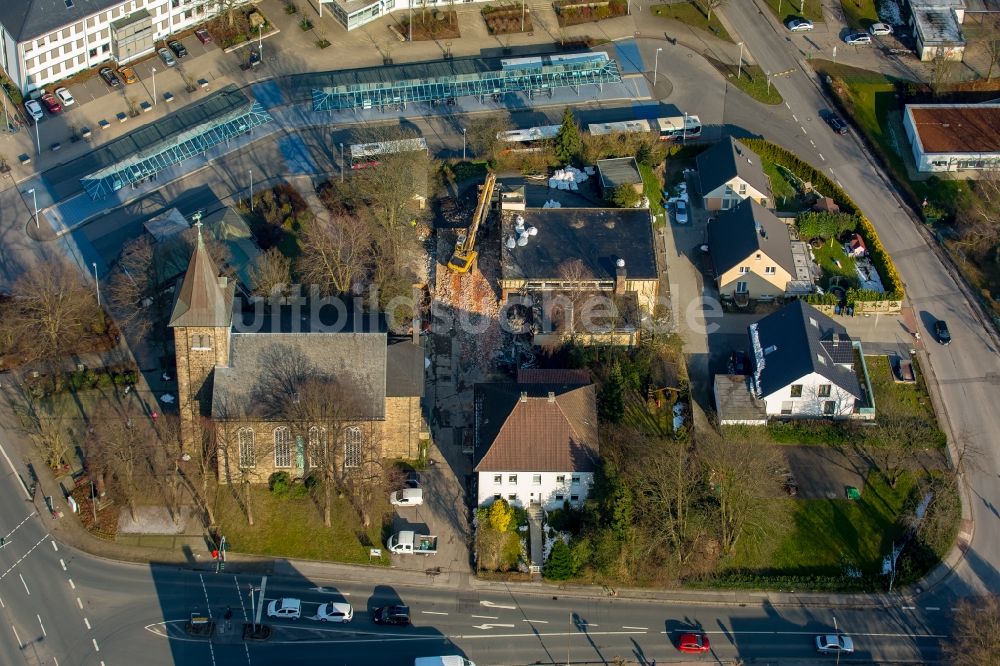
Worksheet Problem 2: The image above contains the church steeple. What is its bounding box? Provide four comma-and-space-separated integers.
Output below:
169, 221, 235, 329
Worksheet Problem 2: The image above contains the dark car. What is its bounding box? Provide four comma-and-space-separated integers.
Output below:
933, 319, 951, 345
372, 605, 411, 626
405, 471, 421, 488
99, 67, 121, 88
826, 114, 849, 135
248, 49, 261, 68
195, 28, 212, 44
677, 632, 711, 653
168, 40, 188, 58
728, 350, 749, 375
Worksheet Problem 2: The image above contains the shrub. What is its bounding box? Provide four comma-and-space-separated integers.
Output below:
609, 183, 641, 208
543, 538, 577, 580
796, 211, 859, 241
269, 471, 292, 496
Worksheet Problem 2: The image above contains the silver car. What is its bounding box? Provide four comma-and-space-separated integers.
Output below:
816, 634, 854, 654
786, 18, 814, 32
158, 47, 176, 67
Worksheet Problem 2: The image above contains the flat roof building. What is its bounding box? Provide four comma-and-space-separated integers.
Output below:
903, 103, 1000, 171
907, 0, 967, 61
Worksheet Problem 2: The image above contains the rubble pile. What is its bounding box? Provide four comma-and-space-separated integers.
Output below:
548, 165, 589, 191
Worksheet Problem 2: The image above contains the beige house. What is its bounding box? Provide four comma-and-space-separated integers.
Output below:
708, 199, 795, 302
169, 228, 424, 484
696, 137, 770, 212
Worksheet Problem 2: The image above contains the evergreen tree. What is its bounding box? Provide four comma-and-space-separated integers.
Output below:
554, 107, 583, 165
543, 537, 576, 580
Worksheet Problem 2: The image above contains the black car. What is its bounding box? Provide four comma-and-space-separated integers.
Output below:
728, 350, 749, 375
168, 40, 188, 58
826, 114, 849, 135
248, 49, 261, 68
933, 319, 951, 345
99, 67, 121, 88
404, 471, 421, 488
372, 605, 410, 626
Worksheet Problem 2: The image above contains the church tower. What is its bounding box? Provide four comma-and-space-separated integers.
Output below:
169, 225, 235, 452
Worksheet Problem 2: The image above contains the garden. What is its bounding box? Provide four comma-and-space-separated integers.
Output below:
207, 7, 275, 50
236, 183, 314, 259
553, 0, 628, 27
399, 10, 461, 41
481, 3, 533, 34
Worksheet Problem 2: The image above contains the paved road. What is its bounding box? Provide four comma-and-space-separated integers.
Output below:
718, 0, 1000, 602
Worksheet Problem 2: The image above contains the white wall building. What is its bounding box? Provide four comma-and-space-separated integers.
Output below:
904, 103, 1000, 172
906, 0, 966, 61
322, 0, 489, 31
473, 370, 598, 512
0, 0, 249, 95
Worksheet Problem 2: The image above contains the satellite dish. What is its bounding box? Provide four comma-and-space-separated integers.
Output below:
616, 258, 626, 268
528, 226, 538, 236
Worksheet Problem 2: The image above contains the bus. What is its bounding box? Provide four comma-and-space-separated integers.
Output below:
586, 119, 654, 137
349, 137, 428, 169
656, 115, 702, 141
496, 125, 561, 152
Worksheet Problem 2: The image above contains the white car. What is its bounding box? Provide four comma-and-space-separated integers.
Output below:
24, 99, 43, 121
266, 598, 301, 619
158, 47, 176, 67
390, 488, 424, 507
845, 33, 872, 45
316, 602, 354, 623
786, 18, 814, 32
54, 87, 75, 106
816, 634, 854, 654
674, 200, 689, 224
869, 22, 893, 36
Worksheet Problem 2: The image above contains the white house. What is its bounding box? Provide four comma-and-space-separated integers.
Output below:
903, 103, 1000, 172
322, 0, 491, 31
696, 137, 770, 212
473, 369, 598, 511
906, 0, 966, 62
747, 301, 872, 419
0, 0, 253, 95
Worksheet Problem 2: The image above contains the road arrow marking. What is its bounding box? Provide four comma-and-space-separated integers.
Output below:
472, 623, 515, 630
480, 600, 515, 610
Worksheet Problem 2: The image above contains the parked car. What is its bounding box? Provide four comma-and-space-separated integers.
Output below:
826, 114, 849, 135
674, 199, 689, 224
158, 47, 176, 67
54, 87, 75, 106
24, 99, 43, 121
816, 634, 854, 654
117, 66, 138, 84
845, 32, 872, 45
786, 18, 814, 32
267, 598, 302, 619
99, 67, 121, 88
195, 28, 212, 44
315, 602, 353, 623
168, 40, 188, 58
390, 488, 424, 507
677, 633, 711, 653
869, 22, 893, 36
404, 471, 421, 488
933, 319, 952, 345
728, 350, 748, 375
372, 605, 411, 626
39, 93, 61, 114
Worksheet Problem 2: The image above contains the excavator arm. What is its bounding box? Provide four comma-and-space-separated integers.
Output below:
448, 172, 497, 273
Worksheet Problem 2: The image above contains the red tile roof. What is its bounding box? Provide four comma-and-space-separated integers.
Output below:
908, 105, 1000, 154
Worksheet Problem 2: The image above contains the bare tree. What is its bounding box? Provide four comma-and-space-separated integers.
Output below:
296, 211, 374, 295
942, 596, 1000, 665
350, 126, 430, 232
466, 112, 514, 162
929, 48, 958, 97
213, 393, 269, 527
106, 235, 160, 339
89, 399, 156, 522
701, 0, 726, 21
248, 247, 292, 298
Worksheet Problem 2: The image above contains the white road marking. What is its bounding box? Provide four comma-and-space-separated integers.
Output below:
19, 574, 29, 595
60, 558, 66, 571
37, 614, 45, 637
92, 638, 99, 652
926, 607, 940, 611
522, 619, 548, 624
199, 574, 213, 618
472, 623, 516, 630
51, 541, 58, 552
471, 615, 498, 619
792, 114, 799, 122
0, 441, 31, 499
820, 153, 825, 161
0, 534, 50, 583
800, 126, 807, 135
785, 102, 791, 109
480, 600, 516, 610
810, 139, 815, 147
0, 596, 4, 608
837, 180, 844, 187
668, 629, 949, 638
69, 579, 75, 589
11, 624, 21, 648
77, 597, 83, 609
235, 575, 248, 621
85, 617, 91, 630
422, 611, 449, 616
622, 626, 648, 630
3, 514, 37, 542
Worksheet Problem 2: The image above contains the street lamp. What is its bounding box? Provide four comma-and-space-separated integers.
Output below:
340, 142, 345, 182
152, 67, 157, 105
258, 24, 263, 60
27, 187, 38, 229
92, 262, 101, 307
737, 41, 744, 82
33, 116, 40, 155
249, 169, 254, 211
653, 46, 663, 85
462, 127, 467, 161
766, 70, 773, 95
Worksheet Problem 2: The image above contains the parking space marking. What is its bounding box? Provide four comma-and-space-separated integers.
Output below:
19, 574, 29, 595
422, 611, 449, 616
819, 153, 825, 161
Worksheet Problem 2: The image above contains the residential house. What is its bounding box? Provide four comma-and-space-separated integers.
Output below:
696, 137, 770, 211
0, 0, 254, 94
499, 207, 659, 346
596, 157, 643, 196
168, 228, 425, 484
903, 103, 1000, 172
473, 370, 598, 510
746, 300, 873, 420
708, 199, 811, 301
906, 0, 966, 61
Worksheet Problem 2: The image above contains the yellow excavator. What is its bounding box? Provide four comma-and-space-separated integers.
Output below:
447, 172, 497, 273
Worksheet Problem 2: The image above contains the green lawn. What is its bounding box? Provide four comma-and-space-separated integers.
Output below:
214, 486, 390, 564
639, 162, 666, 225
812, 238, 858, 288
726, 471, 913, 577
865, 355, 944, 444
762, 160, 797, 202
760, 0, 824, 22
651, 2, 733, 43
709, 58, 784, 105
840, 0, 879, 30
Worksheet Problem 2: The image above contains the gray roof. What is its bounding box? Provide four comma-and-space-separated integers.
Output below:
168, 229, 235, 329
0, 0, 119, 42
709, 199, 795, 276
596, 157, 642, 189
212, 332, 388, 420
714, 374, 766, 424
749, 301, 861, 399
386, 340, 424, 398
501, 208, 657, 281
696, 137, 771, 198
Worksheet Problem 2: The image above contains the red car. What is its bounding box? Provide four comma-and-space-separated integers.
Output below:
195, 28, 212, 44
39, 93, 62, 114
677, 632, 711, 653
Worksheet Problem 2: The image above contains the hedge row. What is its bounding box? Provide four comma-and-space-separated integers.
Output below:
741, 138, 904, 300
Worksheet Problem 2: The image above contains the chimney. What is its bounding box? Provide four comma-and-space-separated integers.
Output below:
833, 333, 840, 347
615, 258, 626, 295
548, 391, 556, 403
519, 391, 528, 402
